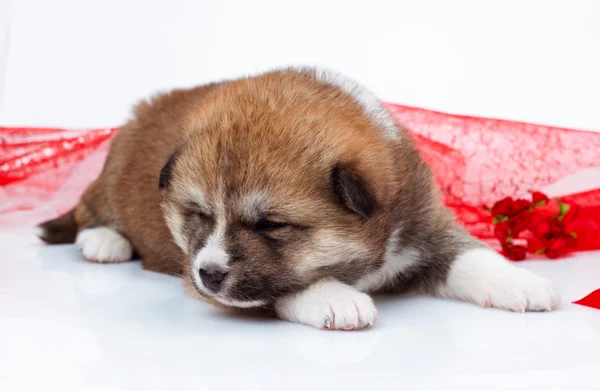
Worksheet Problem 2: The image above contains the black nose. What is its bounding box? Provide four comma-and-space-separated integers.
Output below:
199, 268, 227, 291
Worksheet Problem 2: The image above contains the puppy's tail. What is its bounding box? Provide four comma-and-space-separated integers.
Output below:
37, 208, 78, 244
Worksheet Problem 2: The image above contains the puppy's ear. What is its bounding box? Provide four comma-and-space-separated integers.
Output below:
332, 164, 378, 218
159, 151, 179, 190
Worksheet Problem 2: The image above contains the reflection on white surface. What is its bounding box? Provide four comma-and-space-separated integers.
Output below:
1, 228, 600, 391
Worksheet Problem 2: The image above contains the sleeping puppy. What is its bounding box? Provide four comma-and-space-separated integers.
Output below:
38, 67, 559, 330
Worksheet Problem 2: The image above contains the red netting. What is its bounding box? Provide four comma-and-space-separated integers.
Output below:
386, 104, 600, 251
0, 127, 116, 226
1, 104, 599, 253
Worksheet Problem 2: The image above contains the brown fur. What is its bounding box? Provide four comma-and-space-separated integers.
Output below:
160, 70, 397, 301
68, 84, 220, 275
39, 68, 470, 305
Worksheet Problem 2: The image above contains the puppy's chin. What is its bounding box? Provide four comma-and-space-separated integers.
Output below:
213, 296, 268, 309
183, 275, 267, 309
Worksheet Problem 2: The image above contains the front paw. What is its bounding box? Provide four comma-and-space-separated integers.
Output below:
275, 279, 377, 330
441, 248, 560, 312
75, 227, 133, 264
483, 267, 559, 312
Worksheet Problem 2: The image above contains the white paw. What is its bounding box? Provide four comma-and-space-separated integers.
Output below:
75, 227, 133, 264
486, 268, 559, 312
440, 248, 560, 312
275, 279, 377, 330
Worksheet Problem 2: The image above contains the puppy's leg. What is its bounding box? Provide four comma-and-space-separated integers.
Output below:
76, 226, 133, 264
274, 278, 377, 330
437, 246, 560, 312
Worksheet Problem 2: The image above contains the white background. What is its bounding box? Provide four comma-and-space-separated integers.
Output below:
0, 0, 599, 131
2, 2, 600, 391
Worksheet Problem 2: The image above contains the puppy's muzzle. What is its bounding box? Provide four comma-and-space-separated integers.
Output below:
199, 267, 228, 292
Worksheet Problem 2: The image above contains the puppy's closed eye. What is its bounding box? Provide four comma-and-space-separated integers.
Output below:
255, 219, 289, 232
184, 206, 212, 222
252, 219, 308, 245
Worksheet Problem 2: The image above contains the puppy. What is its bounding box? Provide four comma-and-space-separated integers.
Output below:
38, 67, 559, 330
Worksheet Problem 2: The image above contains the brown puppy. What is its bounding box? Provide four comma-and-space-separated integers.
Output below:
38, 68, 559, 330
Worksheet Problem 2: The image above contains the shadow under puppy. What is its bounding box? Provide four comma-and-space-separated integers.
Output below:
38, 67, 559, 330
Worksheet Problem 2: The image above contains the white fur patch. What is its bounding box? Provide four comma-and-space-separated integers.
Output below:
303, 67, 399, 140
186, 187, 209, 209
162, 207, 189, 252
190, 221, 229, 295
438, 248, 560, 311
354, 230, 420, 292
215, 297, 267, 308
192, 221, 228, 271
275, 278, 377, 330
75, 227, 133, 264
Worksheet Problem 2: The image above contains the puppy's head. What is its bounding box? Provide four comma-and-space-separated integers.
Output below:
160, 69, 398, 308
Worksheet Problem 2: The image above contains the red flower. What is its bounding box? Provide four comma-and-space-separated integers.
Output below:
531, 191, 549, 206
502, 244, 527, 261
491, 192, 579, 261
491, 197, 531, 221
491, 197, 514, 217
546, 237, 568, 259
488, 191, 580, 261
566, 234, 578, 249
534, 220, 551, 237
562, 204, 579, 225
527, 236, 546, 254
494, 221, 510, 242
511, 199, 531, 215
549, 220, 565, 237
509, 211, 534, 236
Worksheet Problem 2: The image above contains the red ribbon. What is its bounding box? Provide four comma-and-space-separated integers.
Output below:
573, 289, 600, 310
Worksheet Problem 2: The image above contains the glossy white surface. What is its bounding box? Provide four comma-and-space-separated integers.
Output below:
1, 228, 600, 391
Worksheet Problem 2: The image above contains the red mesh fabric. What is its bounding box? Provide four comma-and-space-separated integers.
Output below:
0, 127, 116, 226
385, 104, 600, 251
1, 104, 599, 253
